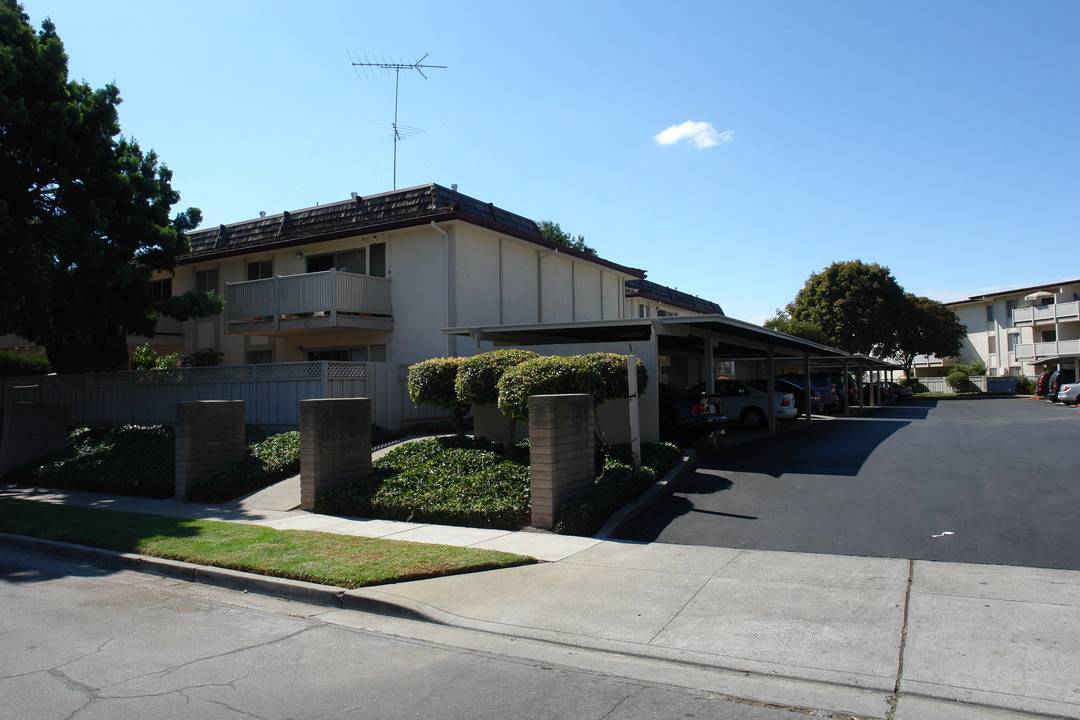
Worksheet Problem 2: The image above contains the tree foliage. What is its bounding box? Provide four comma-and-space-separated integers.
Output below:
890, 294, 966, 376
0, 1, 208, 373
536, 220, 596, 255
455, 349, 539, 407
762, 312, 832, 346
786, 260, 907, 355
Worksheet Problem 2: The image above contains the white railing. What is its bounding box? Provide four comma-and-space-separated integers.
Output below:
1014, 338, 1080, 360
1012, 300, 1080, 326
1, 361, 441, 430
225, 270, 392, 324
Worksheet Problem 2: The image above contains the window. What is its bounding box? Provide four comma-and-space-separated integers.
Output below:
1042, 330, 1057, 342
988, 336, 997, 354
149, 278, 172, 301
195, 269, 219, 293
247, 260, 273, 281
986, 304, 996, 324
306, 243, 386, 277
246, 350, 272, 364
657, 309, 676, 317
638, 305, 650, 318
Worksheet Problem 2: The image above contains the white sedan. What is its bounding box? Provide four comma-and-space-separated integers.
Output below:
714, 379, 798, 429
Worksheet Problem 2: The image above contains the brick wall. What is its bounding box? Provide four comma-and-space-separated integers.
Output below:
174, 401, 246, 499
529, 394, 595, 528
0, 403, 69, 476
299, 398, 372, 511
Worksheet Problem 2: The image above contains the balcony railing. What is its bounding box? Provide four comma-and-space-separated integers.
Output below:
1012, 300, 1080, 326
1014, 338, 1080, 360
224, 269, 392, 333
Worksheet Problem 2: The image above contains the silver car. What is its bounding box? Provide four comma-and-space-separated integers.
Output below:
1057, 381, 1080, 406
714, 379, 798, 429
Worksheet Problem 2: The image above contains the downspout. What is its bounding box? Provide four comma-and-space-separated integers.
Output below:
430, 221, 451, 356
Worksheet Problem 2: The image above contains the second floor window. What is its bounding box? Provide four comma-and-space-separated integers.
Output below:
306, 243, 386, 277
195, 269, 219, 293
247, 260, 273, 280
149, 278, 172, 301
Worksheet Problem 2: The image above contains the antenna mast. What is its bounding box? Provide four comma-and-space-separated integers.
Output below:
351, 53, 446, 189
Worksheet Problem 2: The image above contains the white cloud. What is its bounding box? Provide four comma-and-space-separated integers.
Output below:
654, 121, 733, 149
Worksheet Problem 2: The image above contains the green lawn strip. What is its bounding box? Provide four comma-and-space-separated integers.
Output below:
0, 499, 534, 588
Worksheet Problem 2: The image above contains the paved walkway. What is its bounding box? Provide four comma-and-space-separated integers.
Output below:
3, 481, 1078, 720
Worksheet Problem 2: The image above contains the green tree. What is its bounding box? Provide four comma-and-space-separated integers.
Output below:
536, 220, 596, 255
762, 311, 832, 346
0, 1, 212, 373
786, 260, 907, 355
890, 294, 966, 377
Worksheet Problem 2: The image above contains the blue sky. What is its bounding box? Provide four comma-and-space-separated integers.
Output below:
19, 0, 1079, 323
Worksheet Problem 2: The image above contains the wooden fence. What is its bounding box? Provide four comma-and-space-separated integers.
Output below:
0, 362, 443, 430
917, 375, 1019, 394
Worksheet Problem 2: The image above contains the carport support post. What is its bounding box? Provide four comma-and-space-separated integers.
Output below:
842, 360, 851, 416
766, 345, 777, 431
803, 355, 813, 422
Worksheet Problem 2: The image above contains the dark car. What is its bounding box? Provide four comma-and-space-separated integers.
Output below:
778, 374, 839, 411
769, 377, 823, 417
1048, 369, 1077, 403
658, 384, 728, 446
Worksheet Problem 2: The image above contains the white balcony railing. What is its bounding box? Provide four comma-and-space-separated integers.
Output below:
1012, 300, 1080, 326
225, 269, 392, 328
1014, 339, 1080, 360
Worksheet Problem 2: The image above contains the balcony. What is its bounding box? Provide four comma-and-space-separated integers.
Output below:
225, 269, 393, 336
911, 354, 959, 368
1014, 338, 1080, 361
1012, 300, 1080, 327
126, 316, 185, 345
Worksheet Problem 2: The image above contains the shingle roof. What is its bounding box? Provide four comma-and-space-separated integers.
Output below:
181, 183, 644, 277
625, 278, 724, 315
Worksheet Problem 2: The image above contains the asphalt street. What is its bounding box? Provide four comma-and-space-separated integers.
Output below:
616, 398, 1080, 570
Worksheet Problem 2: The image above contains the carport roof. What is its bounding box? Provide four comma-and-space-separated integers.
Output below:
444, 315, 899, 367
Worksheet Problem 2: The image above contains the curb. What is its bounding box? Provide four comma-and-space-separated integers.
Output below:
593, 450, 697, 539
0, 532, 439, 623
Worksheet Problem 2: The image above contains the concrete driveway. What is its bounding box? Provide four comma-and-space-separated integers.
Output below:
616, 398, 1080, 570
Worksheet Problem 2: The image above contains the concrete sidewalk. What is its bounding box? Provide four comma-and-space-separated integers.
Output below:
3, 483, 1078, 720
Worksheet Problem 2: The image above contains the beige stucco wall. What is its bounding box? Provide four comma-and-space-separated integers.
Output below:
170, 218, 636, 367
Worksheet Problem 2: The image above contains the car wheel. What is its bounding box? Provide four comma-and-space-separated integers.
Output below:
741, 407, 765, 429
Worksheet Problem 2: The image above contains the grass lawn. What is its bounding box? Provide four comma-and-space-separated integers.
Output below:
0, 498, 534, 588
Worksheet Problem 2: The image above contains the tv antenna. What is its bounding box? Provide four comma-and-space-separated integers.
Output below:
351, 53, 446, 189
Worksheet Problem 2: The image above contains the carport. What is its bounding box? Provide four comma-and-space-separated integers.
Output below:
444, 315, 899, 441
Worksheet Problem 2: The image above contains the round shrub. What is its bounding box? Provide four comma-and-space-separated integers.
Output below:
455, 349, 538, 407
496, 355, 594, 423
945, 370, 970, 393
582, 352, 649, 402
407, 357, 470, 432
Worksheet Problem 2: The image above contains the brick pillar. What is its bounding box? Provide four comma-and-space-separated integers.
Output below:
300, 398, 372, 511
529, 393, 594, 529
175, 401, 246, 499
0, 403, 69, 476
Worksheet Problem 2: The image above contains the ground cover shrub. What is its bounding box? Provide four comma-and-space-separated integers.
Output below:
315, 436, 681, 537
189, 430, 300, 503
3, 425, 176, 497
315, 436, 531, 529
554, 442, 681, 536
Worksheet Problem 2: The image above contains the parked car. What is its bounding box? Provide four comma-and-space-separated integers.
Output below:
892, 382, 913, 398
1057, 380, 1080, 406
1034, 371, 1052, 397
771, 377, 823, 417
778, 374, 838, 412
1048, 369, 1077, 403
713, 379, 798, 429
863, 381, 898, 403
825, 373, 860, 407
658, 384, 728, 445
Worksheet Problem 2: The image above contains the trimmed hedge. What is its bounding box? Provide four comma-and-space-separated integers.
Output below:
456, 349, 538, 406
407, 357, 470, 432
496, 353, 649, 423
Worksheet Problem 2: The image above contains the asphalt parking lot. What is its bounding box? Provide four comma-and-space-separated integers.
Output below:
617, 398, 1080, 570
